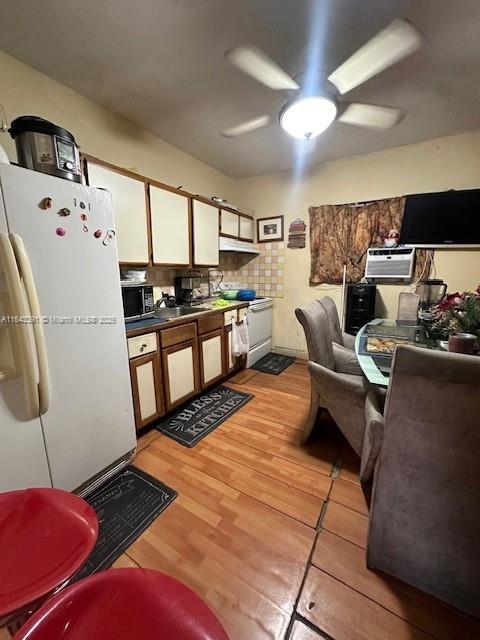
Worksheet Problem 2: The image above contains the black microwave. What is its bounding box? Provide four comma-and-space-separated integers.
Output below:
121, 284, 155, 322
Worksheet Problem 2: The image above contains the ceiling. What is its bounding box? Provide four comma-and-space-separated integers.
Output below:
1, 0, 480, 178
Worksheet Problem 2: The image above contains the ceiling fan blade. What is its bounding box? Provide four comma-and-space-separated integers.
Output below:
338, 103, 404, 129
221, 115, 271, 138
227, 45, 299, 91
328, 19, 422, 95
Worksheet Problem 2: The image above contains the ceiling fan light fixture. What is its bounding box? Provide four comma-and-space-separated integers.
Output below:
280, 97, 337, 140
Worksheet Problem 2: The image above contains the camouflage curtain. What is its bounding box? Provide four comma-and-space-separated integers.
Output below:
309, 197, 431, 285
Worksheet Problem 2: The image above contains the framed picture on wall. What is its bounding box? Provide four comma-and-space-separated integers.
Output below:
257, 215, 284, 243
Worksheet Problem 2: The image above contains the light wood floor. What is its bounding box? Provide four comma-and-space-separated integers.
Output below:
3, 362, 479, 639
120, 362, 480, 639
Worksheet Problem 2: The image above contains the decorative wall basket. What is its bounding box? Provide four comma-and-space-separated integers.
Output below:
288, 218, 306, 249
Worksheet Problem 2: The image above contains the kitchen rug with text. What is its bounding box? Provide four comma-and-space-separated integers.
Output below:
155, 385, 253, 447
73, 466, 177, 581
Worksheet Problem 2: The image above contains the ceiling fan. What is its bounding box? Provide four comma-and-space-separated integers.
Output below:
221, 19, 422, 140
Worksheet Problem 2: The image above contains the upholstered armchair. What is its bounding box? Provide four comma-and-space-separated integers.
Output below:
367, 344, 480, 618
295, 301, 371, 452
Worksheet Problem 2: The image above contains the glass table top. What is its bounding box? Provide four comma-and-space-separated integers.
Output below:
355, 319, 436, 386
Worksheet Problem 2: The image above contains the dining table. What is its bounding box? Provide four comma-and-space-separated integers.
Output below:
355, 318, 435, 386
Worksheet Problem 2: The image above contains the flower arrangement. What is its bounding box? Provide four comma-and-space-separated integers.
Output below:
427, 286, 480, 343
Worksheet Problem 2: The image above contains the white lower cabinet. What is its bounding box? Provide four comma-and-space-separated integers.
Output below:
199, 329, 225, 389
225, 326, 236, 373
129, 350, 164, 431
162, 339, 200, 411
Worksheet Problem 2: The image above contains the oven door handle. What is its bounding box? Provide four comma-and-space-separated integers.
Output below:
249, 302, 273, 312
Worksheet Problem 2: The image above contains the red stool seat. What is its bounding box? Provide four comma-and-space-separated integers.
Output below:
13, 568, 229, 640
0, 488, 98, 623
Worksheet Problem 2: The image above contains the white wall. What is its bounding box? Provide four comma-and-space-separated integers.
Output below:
0, 50, 236, 201
235, 131, 480, 356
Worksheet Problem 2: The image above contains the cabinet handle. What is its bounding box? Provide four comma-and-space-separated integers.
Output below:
140, 343, 148, 352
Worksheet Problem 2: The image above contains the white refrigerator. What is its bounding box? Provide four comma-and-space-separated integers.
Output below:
0, 163, 136, 494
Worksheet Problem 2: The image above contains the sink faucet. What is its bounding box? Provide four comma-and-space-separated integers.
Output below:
156, 292, 176, 309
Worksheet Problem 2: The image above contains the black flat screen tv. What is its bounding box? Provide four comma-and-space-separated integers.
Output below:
399, 189, 480, 247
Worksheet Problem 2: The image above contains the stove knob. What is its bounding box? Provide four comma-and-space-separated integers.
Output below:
64, 161, 74, 171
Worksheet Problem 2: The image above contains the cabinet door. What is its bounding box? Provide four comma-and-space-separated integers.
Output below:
192, 200, 219, 266
149, 184, 190, 266
239, 216, 255, 241
224, 325, 237, 374
129, 351, 165, 431
220, 210, 239, 238
224, 325, 246, 373
86, 160, 149, 264
162, 339, 200, 411
199, 329, 225, 389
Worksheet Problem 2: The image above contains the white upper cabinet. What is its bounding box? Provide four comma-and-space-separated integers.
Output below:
239, 216, 255, 241
192, 200, 219, 266
149, 185, 190, 266
87, 161, 149, 264
220, 210, 239, 237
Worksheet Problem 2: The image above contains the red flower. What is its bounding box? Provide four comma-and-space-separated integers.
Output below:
437, 292, 462, 310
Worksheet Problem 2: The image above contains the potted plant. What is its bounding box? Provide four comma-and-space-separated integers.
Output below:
426, 286, 480, 348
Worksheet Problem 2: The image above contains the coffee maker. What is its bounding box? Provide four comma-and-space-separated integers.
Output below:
174, 272, 203, 306
417, 279, 447, 320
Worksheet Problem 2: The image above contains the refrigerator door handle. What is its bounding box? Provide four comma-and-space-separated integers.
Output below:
10, 233, 51, 415
0, 233, 40, 418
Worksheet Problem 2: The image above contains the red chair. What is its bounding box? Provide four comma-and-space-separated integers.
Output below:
0, 488, 98, 627
13, 568, 229, 639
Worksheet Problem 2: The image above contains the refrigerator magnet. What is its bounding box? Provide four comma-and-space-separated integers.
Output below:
58, 207, 71, 217
102, 229, 116, 246
80, 213, 87, 221
40, 197, 53, 210
56, 227, 66, 237
82, 224, 89, 233
93, 229, 102, 239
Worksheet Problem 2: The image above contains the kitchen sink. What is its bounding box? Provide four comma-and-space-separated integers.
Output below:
155, 305, 208, 319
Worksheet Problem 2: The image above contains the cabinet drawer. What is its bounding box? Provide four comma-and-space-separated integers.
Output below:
160, 322, 197, 349
224, 309, 238, 326
128, 333, 158, 358
198, 313, 223, 335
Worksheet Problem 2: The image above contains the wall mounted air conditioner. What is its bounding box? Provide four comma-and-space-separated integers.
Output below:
365, 247, 415, 282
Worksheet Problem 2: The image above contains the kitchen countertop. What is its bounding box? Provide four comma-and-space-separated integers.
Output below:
125, 299, 249, 338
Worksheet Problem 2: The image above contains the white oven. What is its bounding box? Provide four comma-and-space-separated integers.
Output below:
246, 297, 273, 367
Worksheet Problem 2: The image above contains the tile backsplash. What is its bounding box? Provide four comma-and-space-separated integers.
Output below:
133, 241, 285, 303
220, 242, 285, 298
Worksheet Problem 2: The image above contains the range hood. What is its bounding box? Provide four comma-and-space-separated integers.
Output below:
219, 237, 259, 254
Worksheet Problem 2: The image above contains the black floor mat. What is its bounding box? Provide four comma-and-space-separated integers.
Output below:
251, 352, 295, 375
73, 466, 176, 581
155, 385, 253, 447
